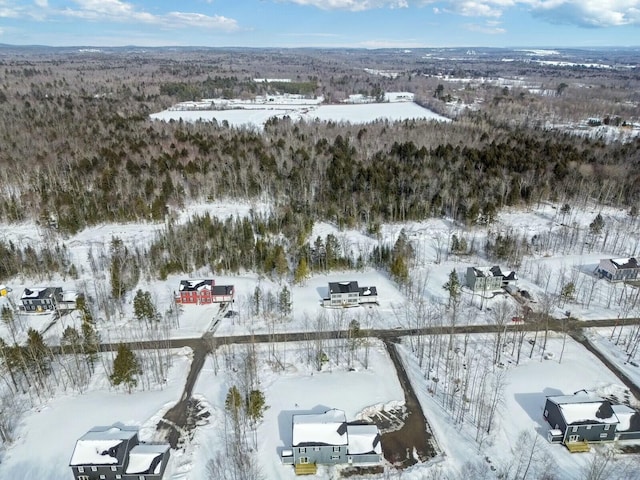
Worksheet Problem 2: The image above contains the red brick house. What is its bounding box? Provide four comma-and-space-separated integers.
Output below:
176, 280, 234, 305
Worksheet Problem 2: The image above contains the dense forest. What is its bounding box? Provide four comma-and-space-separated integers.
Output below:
0, 47, 639, 282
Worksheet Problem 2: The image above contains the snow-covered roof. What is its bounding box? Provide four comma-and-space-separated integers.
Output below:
329, 281, 360, 294
179, 279, 214, 292
471, 267, 494, 277
548, 394, 618, 425
612, 404, 637, 432
61, 290, 78, 302
346, 424, 382, 455
20, 287, 47, 299
292, 409, 348, 447
69, 425, 138, 466
125, 444, 169, 474
609, 258, 639, 270
359, 286, 378, 297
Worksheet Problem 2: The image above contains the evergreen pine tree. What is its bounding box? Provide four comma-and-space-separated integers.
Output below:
294, 257, 309, 285
110, 344, 140, 393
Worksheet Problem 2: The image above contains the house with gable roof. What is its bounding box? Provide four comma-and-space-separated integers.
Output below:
281, 408, 382, 474
466, 267, 503, 293
20, 286, 63, 312
323, 281, 378, 307
175, 279, 234, 305
596, 258, 640, 283
69, 424, 170, 480
543, 392, 619, 450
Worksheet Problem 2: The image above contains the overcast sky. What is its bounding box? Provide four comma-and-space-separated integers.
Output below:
1, 0, 639, 48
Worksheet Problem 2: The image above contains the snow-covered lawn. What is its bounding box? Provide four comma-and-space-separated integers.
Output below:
0, 347, 192, 480
397, 334, 640, 479
186, 338, 404, 480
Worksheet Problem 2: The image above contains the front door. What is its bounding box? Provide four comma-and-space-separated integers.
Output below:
568, 435, 580, 442
299, 457, 309, 464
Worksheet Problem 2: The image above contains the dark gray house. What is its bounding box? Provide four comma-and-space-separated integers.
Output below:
596, 258, 640, 283
543, 393, 618, 448
323, 282, 378, 307
281, 409, 382, 474
465, 267, 503, 293
69, 424, 170, 480
20, 286, 63, 312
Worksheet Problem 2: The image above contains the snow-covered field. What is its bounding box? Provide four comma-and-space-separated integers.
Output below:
399, 334, 640, 479
184, 339, 404, 480
0, 348, 192, 480
2, 198, 640, 479
150, 93, 449, 130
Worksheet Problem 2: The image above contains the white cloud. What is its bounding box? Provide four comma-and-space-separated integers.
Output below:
33, 0, 48, 7
59, 0, 240, 30
283, 0, 408, 11
527, 0, 640, 27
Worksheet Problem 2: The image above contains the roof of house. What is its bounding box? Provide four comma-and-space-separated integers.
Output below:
612, 404, 640, 432
20, 286, 61, 301
358, 286, 377, 297
609, 258, 640, 270
490, 265, 517, 281
179, 279, 214, 292
211, 285, 234, 296
346, 424, 382, 455
69, 425, 138, 466
125, 444, 170, 475
547, 393, 619, 425
470, 267, 495, 278
292, 409, 348, 447
329, 281, 360, 294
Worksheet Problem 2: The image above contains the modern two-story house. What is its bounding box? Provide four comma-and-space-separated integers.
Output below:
465, 267, 505, 293
323, 281, 378, 307
281, 409, 382, 474
69, 424, 170, 480
20, 286, 63, 312
175, 279, 235, 305
596, 258, 640, 283
543, 392, 618, 451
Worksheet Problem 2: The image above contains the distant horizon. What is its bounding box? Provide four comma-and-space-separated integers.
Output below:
1, 1, 638, 50
1, 43, 639, 51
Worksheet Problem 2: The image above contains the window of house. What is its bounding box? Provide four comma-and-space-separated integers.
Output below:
299, 448, 306, 453
116, 476, 122, 480
111, 466, 117, 471
99, 475, 106, 479
544, 409, 548, 417
139, 476, 146, 480
600, 433, 608, 438
313, 447, 320, 451
604, 424, 610, 431
78, 467, 85, 473
78, 476, 89, 480
333, 446, 341, 452
299, 457, 309, 464
91, 466, 98, 472
586, 425, 592, 430
572, 426, 578, 433
330, 455, 340, 460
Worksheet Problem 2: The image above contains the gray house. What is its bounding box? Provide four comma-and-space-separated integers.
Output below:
465, 267, 504, 293
596, 258, 640, 283
69, 424, 170, 480
20, 286, 63, 312
543, 392, 618, 450
323, 282, 378, 307
281, 409, 382, 474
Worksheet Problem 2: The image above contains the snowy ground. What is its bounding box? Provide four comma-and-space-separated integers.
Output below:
398, 334, 640, 480
184, 339, 404, 480
150, 96, 449, 130
0, 347, 192, 480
